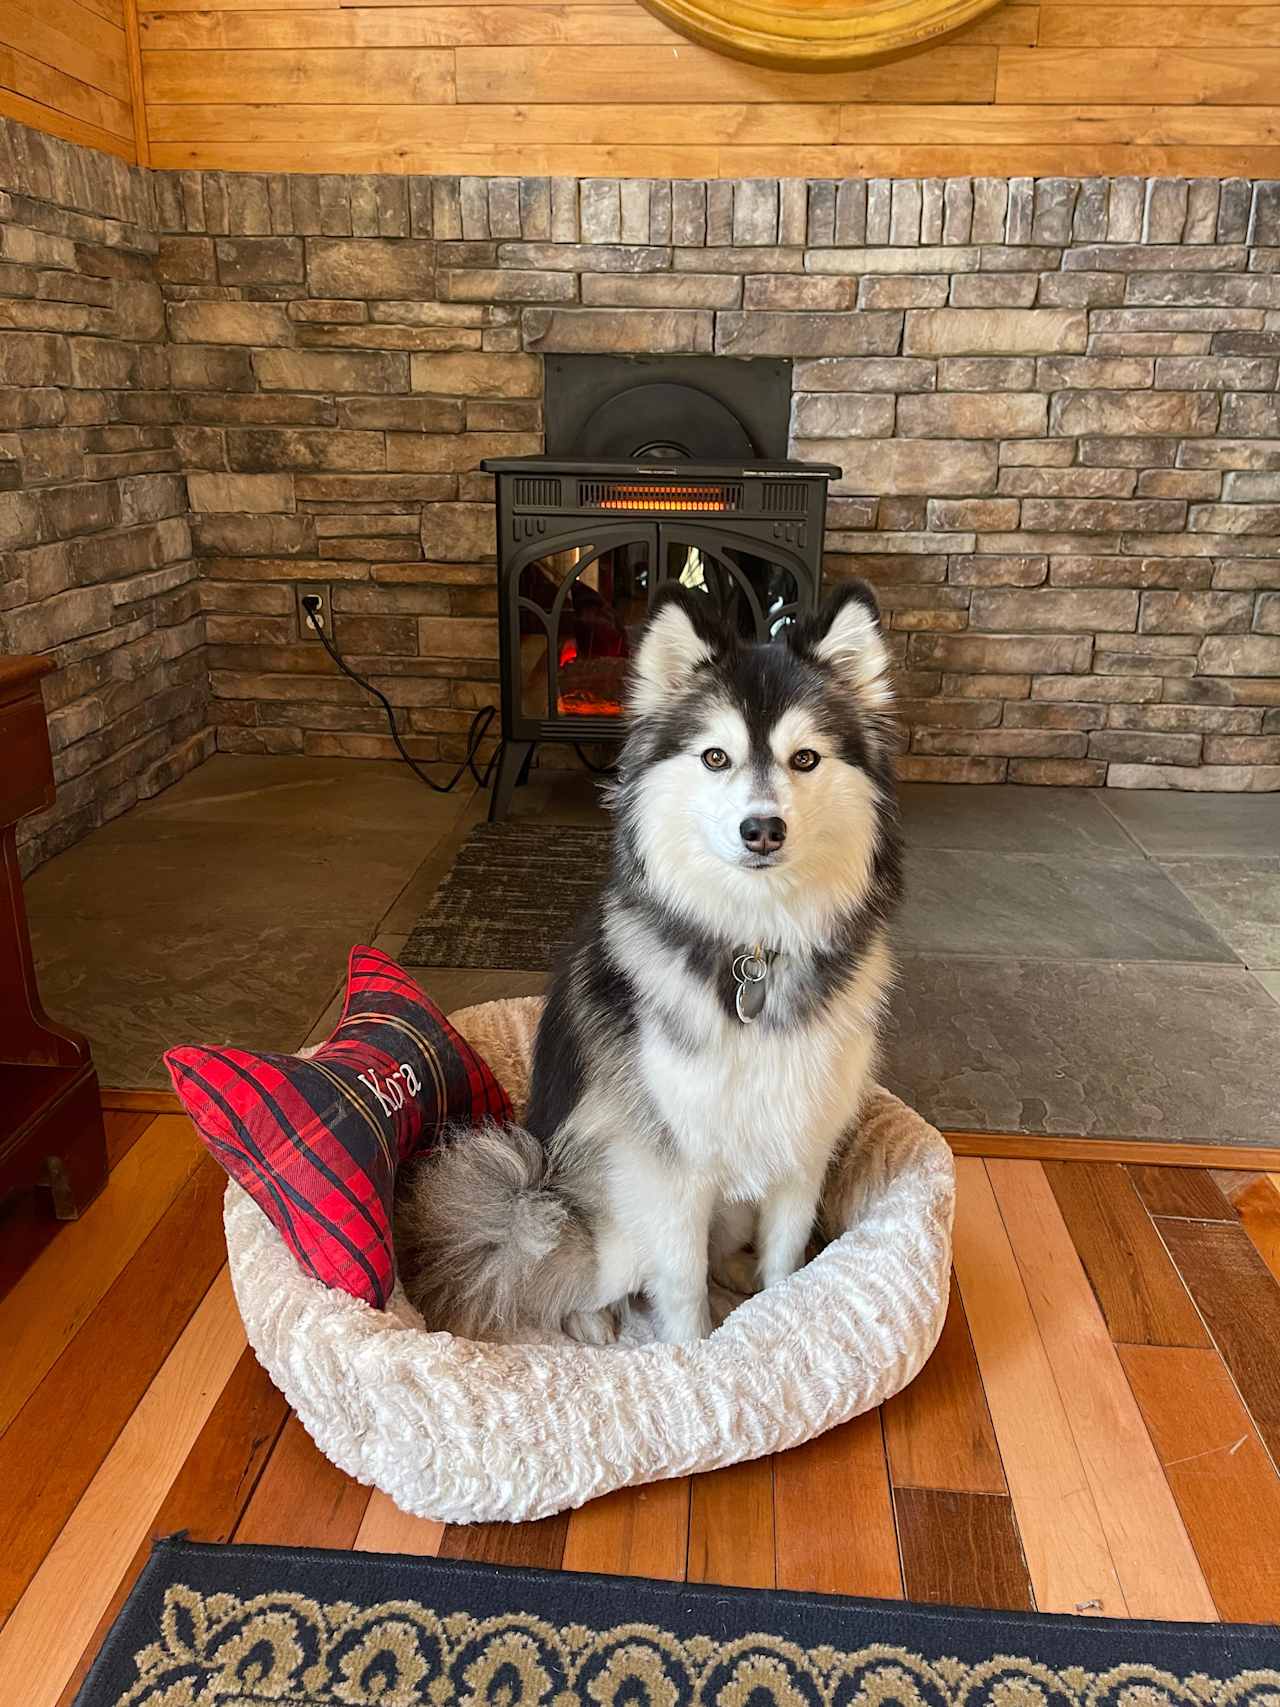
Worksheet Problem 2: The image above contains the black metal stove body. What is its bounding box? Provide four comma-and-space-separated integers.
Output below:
482, 455, 838, 819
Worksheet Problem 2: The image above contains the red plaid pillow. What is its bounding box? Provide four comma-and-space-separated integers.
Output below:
164, 945, 512, 1307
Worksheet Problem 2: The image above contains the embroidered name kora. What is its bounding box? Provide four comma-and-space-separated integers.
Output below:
165, 944, 512, 1306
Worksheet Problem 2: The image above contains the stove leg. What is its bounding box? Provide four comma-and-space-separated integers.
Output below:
488, 740, 534, 821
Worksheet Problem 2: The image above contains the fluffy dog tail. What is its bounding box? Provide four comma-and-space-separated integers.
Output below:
394, 1124, 593, 1339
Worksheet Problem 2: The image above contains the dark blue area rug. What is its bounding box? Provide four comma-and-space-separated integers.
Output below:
75, 1536, 1280, 1706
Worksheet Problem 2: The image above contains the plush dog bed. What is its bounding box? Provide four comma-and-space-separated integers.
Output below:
223, 996, 956, 1526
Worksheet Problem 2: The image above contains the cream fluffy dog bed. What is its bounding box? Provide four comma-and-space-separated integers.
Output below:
224, 996, 955, 1526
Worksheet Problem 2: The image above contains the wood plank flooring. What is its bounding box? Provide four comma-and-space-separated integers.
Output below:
5, 1112, 1280, 1706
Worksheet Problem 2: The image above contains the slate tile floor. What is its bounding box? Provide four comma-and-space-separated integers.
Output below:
898, 848, 1234, 964
22, 759, 1280, 1144
885, 785, 1280, 1143
25, 755, 480, 1090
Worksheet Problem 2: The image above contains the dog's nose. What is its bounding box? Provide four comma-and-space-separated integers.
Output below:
740, 815, 787, 854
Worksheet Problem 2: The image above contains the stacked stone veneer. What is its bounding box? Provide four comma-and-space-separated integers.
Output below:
151, 170, 1280, 792
5, 123, 1280, 873
0, 122, 207, 872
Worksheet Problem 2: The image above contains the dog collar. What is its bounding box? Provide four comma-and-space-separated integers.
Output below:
731, 943, 777, 1025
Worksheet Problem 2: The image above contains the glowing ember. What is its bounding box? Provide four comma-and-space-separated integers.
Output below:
557, 652, 628, 718
557, 690, 625, 716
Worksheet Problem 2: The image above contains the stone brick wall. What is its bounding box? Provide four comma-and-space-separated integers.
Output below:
151, 169, 1280, 791
4, 121, 1279, 863
154, 182, 524, 768
0, 121, 209, 871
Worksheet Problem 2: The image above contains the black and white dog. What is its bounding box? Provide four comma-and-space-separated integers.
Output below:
396, 579, 903, 1345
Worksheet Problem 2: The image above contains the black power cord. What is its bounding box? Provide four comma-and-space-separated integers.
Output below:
301, 595, 500, 794
573, 743, 616, 777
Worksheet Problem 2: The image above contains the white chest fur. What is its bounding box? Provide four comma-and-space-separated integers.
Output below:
634, 937, 891, 1201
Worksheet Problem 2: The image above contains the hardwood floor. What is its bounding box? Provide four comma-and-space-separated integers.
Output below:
4, 1120, 1280, 1706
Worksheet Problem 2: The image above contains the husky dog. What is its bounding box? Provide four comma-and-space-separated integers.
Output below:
396, 578, 903, 1346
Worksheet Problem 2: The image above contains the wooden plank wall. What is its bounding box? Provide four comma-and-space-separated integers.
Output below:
0, 0, 142, 162
134, 0, 1280, 179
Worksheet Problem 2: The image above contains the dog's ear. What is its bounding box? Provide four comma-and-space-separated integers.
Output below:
629, 585, 725, 718
790, 579, 892, 714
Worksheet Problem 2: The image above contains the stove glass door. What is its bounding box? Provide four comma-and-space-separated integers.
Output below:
514, 525, 656, 724
657, 525, 805, 642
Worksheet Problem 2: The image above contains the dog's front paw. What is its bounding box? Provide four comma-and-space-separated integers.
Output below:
710, 1249, 762, 1296
563, 1305, 622, 1346
653, 1298, 713, 1344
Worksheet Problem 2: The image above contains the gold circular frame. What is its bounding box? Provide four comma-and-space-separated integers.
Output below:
640, 0, 1003, 67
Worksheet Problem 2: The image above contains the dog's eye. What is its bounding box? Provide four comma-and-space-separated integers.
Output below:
701, 747, 730, 771
790, 749, 821, 772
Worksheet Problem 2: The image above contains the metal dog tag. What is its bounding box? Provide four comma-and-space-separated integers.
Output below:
732, 949, 768, 1024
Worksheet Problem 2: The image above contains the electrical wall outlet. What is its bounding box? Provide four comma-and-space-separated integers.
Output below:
296, 583, 331, 641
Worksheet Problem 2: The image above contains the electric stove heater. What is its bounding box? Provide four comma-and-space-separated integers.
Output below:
482, 454, 838, 819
